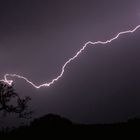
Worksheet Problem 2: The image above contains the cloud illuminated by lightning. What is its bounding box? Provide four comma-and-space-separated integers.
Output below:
0, 24, 140, 89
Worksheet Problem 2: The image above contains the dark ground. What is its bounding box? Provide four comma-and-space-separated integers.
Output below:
0, 113, 140, 138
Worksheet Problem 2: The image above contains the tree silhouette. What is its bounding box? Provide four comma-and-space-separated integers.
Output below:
0, 82, 32, 119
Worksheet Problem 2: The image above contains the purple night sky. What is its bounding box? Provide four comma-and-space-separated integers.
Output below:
0, 0, 140, 126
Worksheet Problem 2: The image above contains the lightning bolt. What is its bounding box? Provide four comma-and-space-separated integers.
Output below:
0, 24, 140, 89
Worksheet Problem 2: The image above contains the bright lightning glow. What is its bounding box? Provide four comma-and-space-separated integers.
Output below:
0, 24, 140, 89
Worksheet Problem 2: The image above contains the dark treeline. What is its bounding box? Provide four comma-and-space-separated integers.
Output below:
0, 113, 140, 138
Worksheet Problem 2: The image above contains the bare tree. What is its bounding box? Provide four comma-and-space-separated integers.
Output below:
0, 82, 32, 119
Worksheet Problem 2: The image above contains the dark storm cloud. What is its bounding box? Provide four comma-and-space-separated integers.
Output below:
0, 0, 140, 125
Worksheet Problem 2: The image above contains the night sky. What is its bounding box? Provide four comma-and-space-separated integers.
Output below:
0, 0, 140, 126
